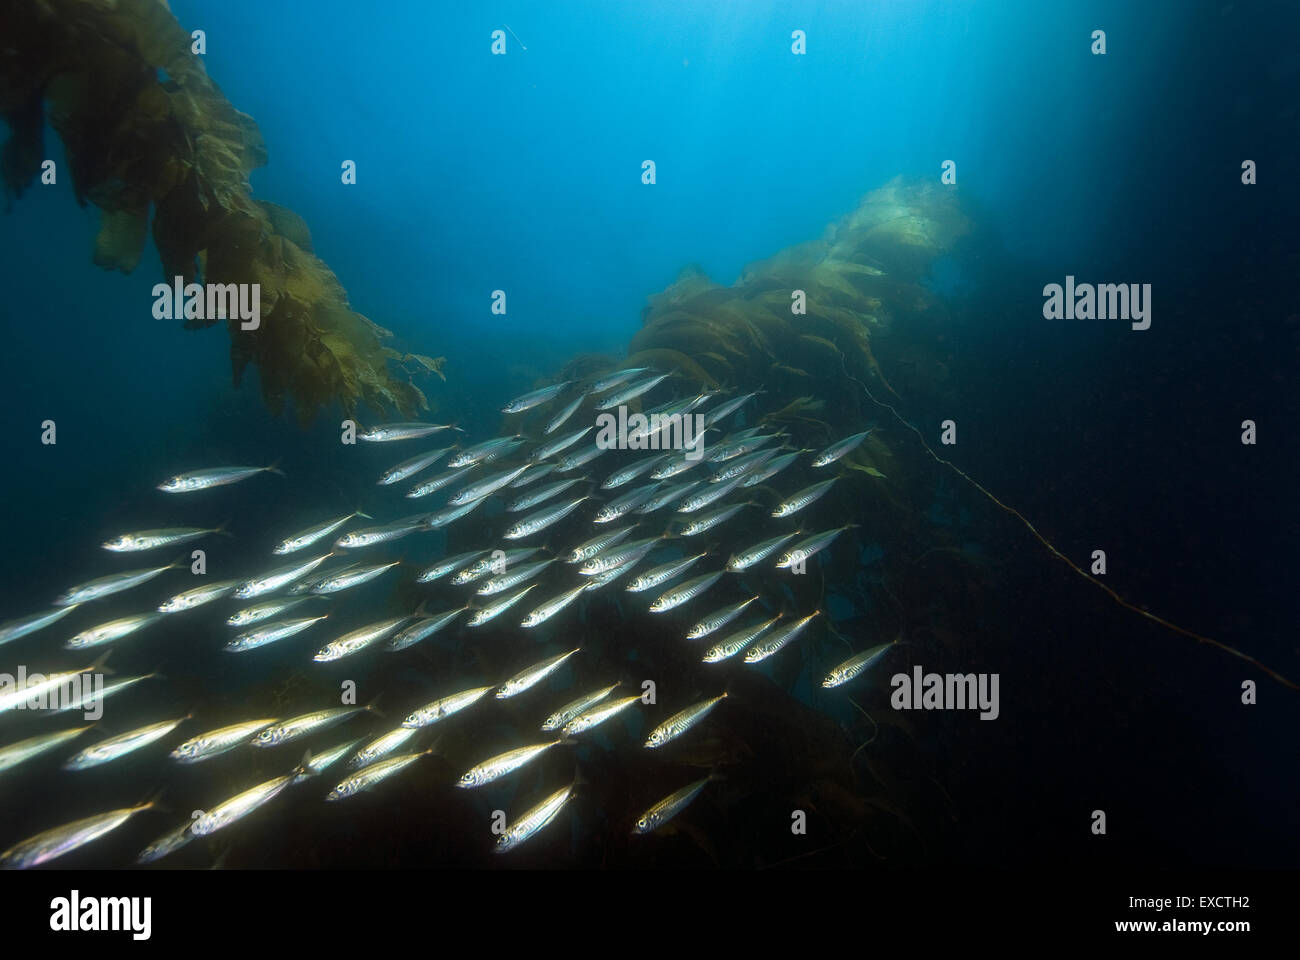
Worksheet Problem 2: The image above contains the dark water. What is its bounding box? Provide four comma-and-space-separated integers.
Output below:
0, 0, 1296, 870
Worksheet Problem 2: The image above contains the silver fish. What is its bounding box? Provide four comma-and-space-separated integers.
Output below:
346, 726, 420, 768
0, 605, 82, 647
234, 552, 333, 599
286, 562, 359, 595
706, 432, 782, 463
47, 671, 159, 716
744, 611, 821, 663
402, 685, 494, 729
407, 466, 473, 498
530, 425, 593, 463
451, 548, 543, 585
227, 594, 325, 626
633, 777, 712, 834
136, 818, 198, 864
726, 531, 800, 571
703, 616, 781, 663
811, 429, 873, 467
359, 422, 459, 442
648, 570, 725, 613
587, 366, 652, 395
334, 519, 425, 549
740, 448, 807, 487
509, 461, 558, 487
496, 648, 580, 700
636, 479, 702, 515
775, 525, 855, 569
387, 607, 466, 651
378, 447, 453, 485
273, 512, 371, 554
707, 446, 779, 484
678, 502, 751, 537
446, 436, 522, 468
102, 525, 226, 552
422, 497, 486, 530
417, 550, 487, 584
595, 372, 672, 410
313, 615, 413, 662
496, 783, 575, 853
63, 714, 191, 770
566, 525, 636, 564
675, 474, 744, 513
541, 683, 620, 732
823, 642, 893, 688
687, 596, 760, 640
584, 555, 642, 589
577, 536, 662, 576
457, 741, 562, 787
65, 611, 163, 649
2, 799, 159, 869
224, 613, 325, 650
477, 559, 555, 596
625, 553, 706, 593
594, 481, 662, 523
310, 560, 401, 593
158, 578, 241, 613
649, 450, 708, 480
503, 496, 589, 539
771, 478, 838, 518
293, 737, 366, 783
544, 395, 584, 435
506, 476, 587, 512
560, 694, 641, 738
555, 444, 608, 472
170, 718, 278, 763
0, 725, 93, 775
520, 583, 589, 628
702, 390, 760, 428
158, 464, 283, 492
644, 693, 727, 748
55, 563, 181, 606
252, 703, 379, 747
503, 381, 571, 414
191, 760, 310, 835
631, 395, 713, 441
327, 749, 432, 799
447, 463, 533, 506
601, 454, 671, 489
466, 585, 537, 627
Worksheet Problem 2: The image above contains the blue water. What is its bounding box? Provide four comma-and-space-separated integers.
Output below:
0, 0, 1296, 868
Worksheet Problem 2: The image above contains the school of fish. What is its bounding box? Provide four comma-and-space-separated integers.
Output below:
0, 369, 890, 867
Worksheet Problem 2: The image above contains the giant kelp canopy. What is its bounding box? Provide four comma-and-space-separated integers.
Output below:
627, 177, 970, 403
0, 0, 442, 424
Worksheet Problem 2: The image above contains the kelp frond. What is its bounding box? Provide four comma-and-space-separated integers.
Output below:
1, 0, 441, 425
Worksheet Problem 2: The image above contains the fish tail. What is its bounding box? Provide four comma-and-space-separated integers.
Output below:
265, 459, 286, 477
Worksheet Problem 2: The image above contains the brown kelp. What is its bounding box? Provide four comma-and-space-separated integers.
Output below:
628, 177, 969, 408
0, 0, 442, 424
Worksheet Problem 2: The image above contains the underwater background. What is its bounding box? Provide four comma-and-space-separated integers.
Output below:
0, 0, 1296, 869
